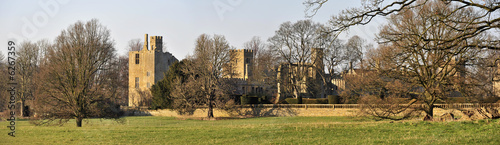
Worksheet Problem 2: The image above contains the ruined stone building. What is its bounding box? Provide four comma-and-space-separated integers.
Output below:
129, 34, 177, 107
330, 62, 371, 95
277, 48, 327, 99
223, 49, 272, 96
226, 49, 253, 80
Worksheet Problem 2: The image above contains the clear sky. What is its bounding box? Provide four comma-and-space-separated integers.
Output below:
0, 0, 384, 60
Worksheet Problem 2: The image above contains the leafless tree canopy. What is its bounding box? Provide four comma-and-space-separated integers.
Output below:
269, 20, 327, 100
115, 56, 129, 106
0, 52, 8, 112
304, 0, 499, 49
172, 34, 235, 118
127, 38, 143, 51
35, 19, 120, 127
344, 1, 494, 120
244, 37, 278, 87
16, 41, 43, 117
268, 20, 362, 101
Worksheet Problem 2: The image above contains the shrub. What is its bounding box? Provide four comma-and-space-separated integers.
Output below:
328, 95, 339, 104
241, 95, 259, 105
303, 98, 328, 104
259, 96, 273, 104
285, 98, 328, 104
285, 98, 298, 104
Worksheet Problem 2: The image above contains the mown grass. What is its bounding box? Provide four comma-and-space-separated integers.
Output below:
1, 116, 499, 144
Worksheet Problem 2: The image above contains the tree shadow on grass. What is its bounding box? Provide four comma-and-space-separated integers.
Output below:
123, 107, 152, 116
230, 104, 298, 117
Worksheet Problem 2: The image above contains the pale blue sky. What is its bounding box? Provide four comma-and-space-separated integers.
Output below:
0, 0, 383, 60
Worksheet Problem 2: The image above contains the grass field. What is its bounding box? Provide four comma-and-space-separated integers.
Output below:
1, 116, 499, 144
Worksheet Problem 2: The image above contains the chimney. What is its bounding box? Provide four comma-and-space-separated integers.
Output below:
349, 62, 353, 71
144, 34, 149, 50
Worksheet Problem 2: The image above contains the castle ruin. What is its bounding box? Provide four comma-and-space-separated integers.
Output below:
128, 34, 178, 107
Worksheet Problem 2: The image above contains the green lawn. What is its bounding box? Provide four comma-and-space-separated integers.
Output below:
1, 116, 499, 144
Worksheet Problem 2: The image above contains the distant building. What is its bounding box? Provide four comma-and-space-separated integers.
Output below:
128, 34, 177, 107
226, 49, 253, 80
223, 49, 268, 95
277, 48, 326, 99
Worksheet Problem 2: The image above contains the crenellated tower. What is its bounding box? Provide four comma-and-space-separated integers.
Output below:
128, 34, 177, 107
226, 49, 253, 80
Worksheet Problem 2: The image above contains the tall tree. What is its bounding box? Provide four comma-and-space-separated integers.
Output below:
244, 37, 278, 91
36, 19, 120, 127
16, 39, 49, 117
16, 41, 40, 117
127, 38, 143, 51
172, 34, 234, 118
150, 60, 184, 109
116, 56, 129, 106
0, 52, 8, 112
269, 19, 338, 102
344, 35, 366, 69
350, 1, 491, 120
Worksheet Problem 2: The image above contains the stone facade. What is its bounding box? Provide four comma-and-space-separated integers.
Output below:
128, 34, 178, 107
277, 48, 326, 99
227, 49, 253, 80
223, 49, 268, 95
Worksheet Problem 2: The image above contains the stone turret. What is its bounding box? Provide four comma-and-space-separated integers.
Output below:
129, 34, 177, 107
227, 49, 254, 80
144, 34, 149, 50
150, 36, 163, 51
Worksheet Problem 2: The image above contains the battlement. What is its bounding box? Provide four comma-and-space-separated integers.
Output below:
143, 34, 163, 51
150, 36, 163, 40
230, 49, 253, 53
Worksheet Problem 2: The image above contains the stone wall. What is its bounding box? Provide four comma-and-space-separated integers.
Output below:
127, 107, 361, 118
125, 104, 500, 119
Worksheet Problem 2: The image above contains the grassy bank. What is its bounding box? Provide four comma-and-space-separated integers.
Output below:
1, 116, 499, 144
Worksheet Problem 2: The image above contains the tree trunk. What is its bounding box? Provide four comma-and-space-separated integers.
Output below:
294, 85, 302, 104
20, 100, 25, 117
423, 104, 434, 121
207, 95, 214, 119
76, 117, 83, 127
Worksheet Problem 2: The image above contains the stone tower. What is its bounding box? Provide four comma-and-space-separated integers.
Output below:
227, 49, 253, 80
128, 34, 177, 107
150, 35, 162, 51
311, 48, 324, 79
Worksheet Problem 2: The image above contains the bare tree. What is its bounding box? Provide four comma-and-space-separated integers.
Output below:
344, 35, 365, 68
269, 19, 339, 101
244, 36, 266, 57
304, 0, 499, 49
16, 41, 41, 117
348, 1, 492, 120
162, 41, 168, 53
127, 38, 143, 51
35, 19, 120, 127
244, 37, 278, 90
323, 38, 345, 74
172, 34, 234, 119
0, 52, 8, 112
114, 56, 129, 106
